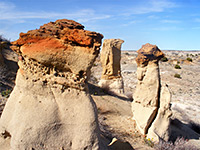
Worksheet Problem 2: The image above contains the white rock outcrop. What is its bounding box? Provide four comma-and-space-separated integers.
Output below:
132, 43, 172, 142
98, 39, 124, 95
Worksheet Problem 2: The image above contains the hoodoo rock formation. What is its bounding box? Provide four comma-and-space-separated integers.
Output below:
132, 43, 172, 142
98, 39, 124, 95
0, 19, 106, 150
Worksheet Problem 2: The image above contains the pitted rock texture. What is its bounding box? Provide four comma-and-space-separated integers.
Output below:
99, 39, 124, 94
11, 19, 103, 75
0, 19, 106, 150
136, 43, 164, 67
132, 43, 172, 142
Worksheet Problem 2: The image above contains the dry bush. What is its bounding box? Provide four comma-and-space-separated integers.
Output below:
174, 64, 181, 69
154, 137, 199, 150
174, 73, 181, 79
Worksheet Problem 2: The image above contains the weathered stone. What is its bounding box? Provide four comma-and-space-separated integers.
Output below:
132, 103, 158, 134
147, 84, 172, 141
98, 39, 124, 94
0, 19, 106, 150
0, 42, 6, 67
132, 43, 172, 141
0, 42, 18, 91
11, 19, 103, 75
136, 43, 164, 67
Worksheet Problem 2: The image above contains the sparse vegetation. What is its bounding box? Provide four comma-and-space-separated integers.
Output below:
190, 54, 194, 57
174, 73, 181, 79
124, 52, 130, 56
0, 35, 9, 42
144, 137, 154, 147
154, 137, 198, 150
186, 57, 193, 62
175, 64, 181, 69
161, 56, 168, 62
1, 89, 12, 98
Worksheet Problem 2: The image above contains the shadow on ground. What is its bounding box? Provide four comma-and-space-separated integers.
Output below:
88, 82, 132, 102
170, 118, 200, 142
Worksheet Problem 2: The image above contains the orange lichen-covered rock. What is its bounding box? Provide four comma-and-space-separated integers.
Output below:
136, 43, 164, 66
11, 19, 103, 74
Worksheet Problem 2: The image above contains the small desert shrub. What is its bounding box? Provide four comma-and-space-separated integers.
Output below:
161, 57, 168, 62
1, 89, 11, 98
186, 57, 193, 62
174, 64, 181, 69
144, 137, 154, 147
124, 52, 130, 56
154, 137, 198, 150
0, 35, 9, 42
174, 73, 181, 79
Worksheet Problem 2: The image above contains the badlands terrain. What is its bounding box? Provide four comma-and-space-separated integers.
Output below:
0, 38, 200, 149
89, 50, 200, 149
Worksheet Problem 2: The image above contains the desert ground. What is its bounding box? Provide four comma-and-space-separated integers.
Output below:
0, 47, 200, 149
89, 50, 200, 149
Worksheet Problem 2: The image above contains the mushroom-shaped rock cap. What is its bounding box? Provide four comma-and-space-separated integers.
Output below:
11, 19, 104, 74
136, 43, 164, 66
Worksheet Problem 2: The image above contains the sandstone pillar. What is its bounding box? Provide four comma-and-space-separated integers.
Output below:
98, 39, 124, 95
0, 19, 106, 150
132, 43, 172, 142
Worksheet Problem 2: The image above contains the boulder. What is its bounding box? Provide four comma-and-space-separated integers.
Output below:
98, 39, 124, 95
132, 43, 172, 141
0, 19, 106, 150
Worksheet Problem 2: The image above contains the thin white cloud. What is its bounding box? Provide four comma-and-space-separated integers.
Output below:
161, 19, 181, 23
194, 18, 200, 22
192, 26, 200, 30
152, 26, 183, 31
147, 15, 160, 19
121, 20, 142, 27
0, 2, 111, 23
124, 0, 177, 15
0, 2, 15, 13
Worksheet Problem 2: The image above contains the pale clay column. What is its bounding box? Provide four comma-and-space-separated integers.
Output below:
99, 39, 124, 95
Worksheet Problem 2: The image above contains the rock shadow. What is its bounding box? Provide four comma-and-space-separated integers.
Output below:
169, 118, 200, 142
108, 139, 134, 150
88, 83, 132, 102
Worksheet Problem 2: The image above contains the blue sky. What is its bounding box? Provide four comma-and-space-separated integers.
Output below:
0, 0, 200, 50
